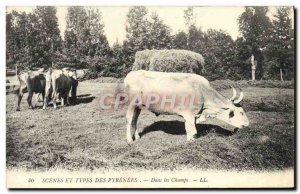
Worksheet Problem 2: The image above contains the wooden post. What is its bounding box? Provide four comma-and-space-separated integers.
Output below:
15, 65, 18, 80
280, 68, 283, 81
251, 54, 256, 81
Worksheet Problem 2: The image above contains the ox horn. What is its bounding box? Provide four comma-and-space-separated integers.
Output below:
233, 89, 244, 104
229, 86, 237, 101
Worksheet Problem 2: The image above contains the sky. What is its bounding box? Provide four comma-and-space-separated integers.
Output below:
6, 6, 294, 46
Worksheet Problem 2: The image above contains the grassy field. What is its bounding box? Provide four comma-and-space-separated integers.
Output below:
6, 78, 294, 171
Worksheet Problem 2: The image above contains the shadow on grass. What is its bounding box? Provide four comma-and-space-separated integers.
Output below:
140, 120, 234, 138
33, 94, 95, 109
77, 94, 92, 98
75, 95, 95, 104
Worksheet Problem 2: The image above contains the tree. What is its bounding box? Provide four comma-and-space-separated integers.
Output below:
183, 7, 203, 51
109, 40, 128, 77
6, 12, 15, 68
63, 7, 110, 69
203, 29, 239, 80
186, 25, 206, 53
6, 7, 62, 69
125, 6, 149, 53
33, 6, 62, 67
172, 31, 188, 49
84, 7, 110, 57
238, 6, 272, 79
234, 37, 252, 80
146, 12, 172, 49
6, 11, 31, 68
63, 6, 88, 67
184, 7, 196, 28
263, 7, 294, 80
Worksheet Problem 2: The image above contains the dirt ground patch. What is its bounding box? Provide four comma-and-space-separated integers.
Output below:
6, 81, 294, 171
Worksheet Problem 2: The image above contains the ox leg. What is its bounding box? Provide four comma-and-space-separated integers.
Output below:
43, 90, 50, 110
66, 92, 70, 106
53, 92, 59, 109
35, 94, 40, 106
43, 97, 47, 110
183, 114, 197, 141
41, 91, 45, 107
16, 92, 23, 111
71, 79, 78, 104
43, 83, 51, 110
43, 95, 48, 110
61, 95, 65, 106
27, 91, 34, 109
126, 106, 141, 144
16, 86, 26, 111
33, 93, 41, 108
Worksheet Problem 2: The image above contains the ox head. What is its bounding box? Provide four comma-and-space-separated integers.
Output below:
200, 87, 249, 130
62, 67, 77, 80
218, 87, 249, 129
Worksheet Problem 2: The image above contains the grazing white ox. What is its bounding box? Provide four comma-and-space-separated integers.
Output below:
124, 70, 249, 144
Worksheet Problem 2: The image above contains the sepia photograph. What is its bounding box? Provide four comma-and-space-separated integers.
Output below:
5, 5, 295, 188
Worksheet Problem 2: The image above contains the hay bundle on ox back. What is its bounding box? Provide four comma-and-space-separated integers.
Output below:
132, 49, 205, 74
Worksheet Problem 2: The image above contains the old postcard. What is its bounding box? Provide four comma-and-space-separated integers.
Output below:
6, 6, 295, 188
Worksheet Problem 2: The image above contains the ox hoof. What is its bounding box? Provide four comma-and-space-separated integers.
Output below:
187, 134, 197, 141
16, 108, 20, 111
134, 134, 140, 140
127, 139, 134, 144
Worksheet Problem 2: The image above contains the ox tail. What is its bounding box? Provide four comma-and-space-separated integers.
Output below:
48, 68, 52, 75
52, 80, 57, 99
111, 83, 130, 110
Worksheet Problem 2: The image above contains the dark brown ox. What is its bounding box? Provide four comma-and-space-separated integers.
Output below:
43, 68, 77, 109
16, 68, 46, 111
63, 67, 78, 104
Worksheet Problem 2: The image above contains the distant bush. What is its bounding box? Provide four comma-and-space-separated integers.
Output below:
88, 77, 124, 83
86, 75, 294, 90
132, 49, 205, 74
211, 79, 294, 90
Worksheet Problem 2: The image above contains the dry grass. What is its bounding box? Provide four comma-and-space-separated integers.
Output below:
6, 81, 294, 172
